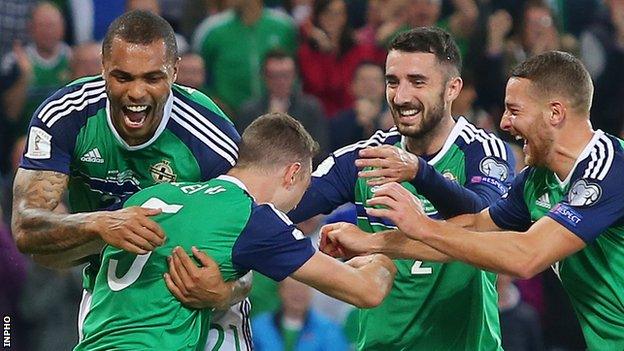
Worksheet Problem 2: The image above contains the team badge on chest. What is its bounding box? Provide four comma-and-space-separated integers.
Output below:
150, 160, 177, 183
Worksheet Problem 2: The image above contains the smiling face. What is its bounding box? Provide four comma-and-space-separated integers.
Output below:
385, 50, 451, 138
103, 37, 178, 146
501, 77, 554, 166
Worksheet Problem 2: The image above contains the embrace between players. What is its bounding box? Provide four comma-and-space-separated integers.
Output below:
12, 9, 624, 351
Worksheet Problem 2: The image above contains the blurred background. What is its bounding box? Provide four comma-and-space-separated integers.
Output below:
2, 0, 623, 350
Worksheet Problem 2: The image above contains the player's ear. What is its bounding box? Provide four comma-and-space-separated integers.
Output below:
171, 56, 180, 83
549, 101, 566, 126
283, 162, 302, 188
446, 76, 462, 103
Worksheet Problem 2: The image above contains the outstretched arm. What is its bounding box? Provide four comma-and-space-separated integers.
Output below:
367, 183, 585, 279
290, 251, 396, 308
414, 216, 585, 279
12, 168, 166, 267
319, 222, 450, 261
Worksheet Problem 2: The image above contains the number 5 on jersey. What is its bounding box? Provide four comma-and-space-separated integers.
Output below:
107, 197, 182, 291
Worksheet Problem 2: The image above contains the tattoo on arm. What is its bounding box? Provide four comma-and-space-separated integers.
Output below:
12, 168, 97, 254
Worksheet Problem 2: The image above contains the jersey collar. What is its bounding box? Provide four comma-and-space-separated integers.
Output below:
216, 175, 251, 194
400, 116, 467, 165
554, 129, 604, 188
105, 91, 173, 151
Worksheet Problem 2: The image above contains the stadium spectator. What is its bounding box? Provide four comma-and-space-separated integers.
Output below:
329, 61, 386, 150
238, 49, 328, 160
580, 0, 624, 136
0, 0, 36, 59
126, 0, 190, 54
0, 1, 72, 136
297, 0, 383, 117
192, 0, 298, 114
373, 0, 478, 58
475, 1, 576, 133
70, 42, 102, 79
497, 274, 545, 351
176, 52, 208, 93
66, 0, 125, 44
252, 278, 349, 351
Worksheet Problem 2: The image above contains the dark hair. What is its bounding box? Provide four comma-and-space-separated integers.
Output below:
353, 60, 383, 75
389, 27, 462, 77
236, 112, 319, 170
262, 48, 294, 70
102, 10, 177, 62
510, 51, 593, 114
310, 0, 354, 57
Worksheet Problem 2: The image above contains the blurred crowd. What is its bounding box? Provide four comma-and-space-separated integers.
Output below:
1, 0, 623, 350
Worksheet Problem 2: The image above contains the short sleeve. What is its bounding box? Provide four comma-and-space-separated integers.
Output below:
464, 138, 515, 196
19, 85, 95, 174
232, 204, 316, 281
547, 158, 624, 242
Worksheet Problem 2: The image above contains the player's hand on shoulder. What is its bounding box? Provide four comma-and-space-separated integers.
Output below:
164, 246, 232, 310
90, 206, 165, 254
356, 145, 420, 186
320, 222, 372, 258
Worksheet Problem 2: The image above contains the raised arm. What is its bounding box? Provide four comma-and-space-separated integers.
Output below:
12, 168, 165, 267
290, 251, 396, 308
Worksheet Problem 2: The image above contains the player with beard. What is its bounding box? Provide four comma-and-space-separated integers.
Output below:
340, 51, 624, 351
12, 10, 253, 351
287, 27, 515, 350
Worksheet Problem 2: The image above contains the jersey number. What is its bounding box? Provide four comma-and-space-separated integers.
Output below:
207, 324, 241, 351
411, 260, 432, 275
106, 197, 182, 291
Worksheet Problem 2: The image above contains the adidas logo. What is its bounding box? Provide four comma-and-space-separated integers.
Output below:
80, 148, 104, 163
536, 193, 551, 209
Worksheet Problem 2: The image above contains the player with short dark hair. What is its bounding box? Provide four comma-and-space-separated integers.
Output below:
338, 51, 624, 350
75, 112, 396, 350
12, 9, 249, 350
288, 27, 514, 350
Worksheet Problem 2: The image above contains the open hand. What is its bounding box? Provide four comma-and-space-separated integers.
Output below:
164, 246, 232, 309
92, 206, 165, 254
355, 145, 420, 186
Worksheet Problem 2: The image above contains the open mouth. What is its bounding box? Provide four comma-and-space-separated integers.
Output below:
515, 134, 530, 154
122, 105, 151, 129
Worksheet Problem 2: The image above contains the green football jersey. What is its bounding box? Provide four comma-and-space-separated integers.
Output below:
290, 117, 513, 350
75, 176, 315, 350
192, 8, 297, 111
489, 131, 624, 350
20, 75, 241, 292
1, 43, 72, 133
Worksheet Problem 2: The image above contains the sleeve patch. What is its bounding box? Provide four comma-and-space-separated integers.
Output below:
568, 179, 602, 207
551, 204, 583, 227
479, 157, 510, 181
25, 127, 52, 159
470, 176, 508, 193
